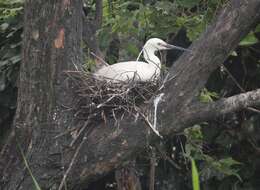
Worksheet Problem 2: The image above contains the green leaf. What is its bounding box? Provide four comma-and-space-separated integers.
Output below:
199, 88, 219, 103
185, 15, 206, 41
204, 157, 242, 181
191, 158, 200, 190
255, 24, 260, 33
0, 0, 24, 4
154, 1, 175, 15
216, 158, 242, 181
218, 157, 241, 167
239, 32, 259, 46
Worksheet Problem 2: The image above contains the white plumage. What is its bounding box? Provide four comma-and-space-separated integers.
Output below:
94, 38, 190, 82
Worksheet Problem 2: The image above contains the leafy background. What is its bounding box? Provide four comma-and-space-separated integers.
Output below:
1, 0, 260, 189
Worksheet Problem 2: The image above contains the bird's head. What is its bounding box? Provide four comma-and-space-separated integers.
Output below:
144, 38, 190, 52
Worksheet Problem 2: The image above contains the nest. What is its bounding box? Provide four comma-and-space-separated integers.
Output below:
66, 71, 163, 124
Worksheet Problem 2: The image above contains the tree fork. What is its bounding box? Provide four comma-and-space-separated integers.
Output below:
0, 0, 260, 189
69, 0, 260, 187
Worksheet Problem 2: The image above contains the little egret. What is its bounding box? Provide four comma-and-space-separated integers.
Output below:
94, 38, 190, 82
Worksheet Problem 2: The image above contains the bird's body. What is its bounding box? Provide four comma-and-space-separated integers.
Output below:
94, 38, 189, 82
94, 60, 160, 82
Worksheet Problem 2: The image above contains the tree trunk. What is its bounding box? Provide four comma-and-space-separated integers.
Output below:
0, 0, 260, 189
0, 0, 82, 189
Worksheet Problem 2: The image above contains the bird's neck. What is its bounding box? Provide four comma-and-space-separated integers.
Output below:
143, 49, 161, 69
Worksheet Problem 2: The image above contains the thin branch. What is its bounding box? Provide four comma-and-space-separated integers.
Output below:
69, 121, 89, 147
221, 63, 260, 114
185, 88, 260, 126
138, 111, 163, 139
247, 107, 260, 114
221, 64, 245, 92
90, 52, 109, 66
58, 137, 86, 190
155, 144, 181, 170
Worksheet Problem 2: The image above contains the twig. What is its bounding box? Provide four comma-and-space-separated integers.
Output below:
65, 70, 162, 128
155, 144, 181, 170
138, 111, 163, 139
222, 64, 260, 114
54, 127, 79, 139
69, 120, 89, 147
221, 64, 245, 92
97, 95, 116, 108
90, 52, 109, 67
247, 107, 260, 114
58, 137, 86, 190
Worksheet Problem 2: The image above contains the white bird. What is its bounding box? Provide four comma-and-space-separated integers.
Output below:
94, 38, 190, 82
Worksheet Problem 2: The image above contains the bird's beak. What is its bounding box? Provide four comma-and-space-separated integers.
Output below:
163, 43, 191, 52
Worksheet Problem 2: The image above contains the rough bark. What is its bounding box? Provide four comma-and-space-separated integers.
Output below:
177, 88, 260, 128
0, 0, 260, 189
115, 164, 142, 190
0, 0, 82, 189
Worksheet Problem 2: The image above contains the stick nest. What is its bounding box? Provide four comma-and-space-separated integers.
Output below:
66, 71, 163, 123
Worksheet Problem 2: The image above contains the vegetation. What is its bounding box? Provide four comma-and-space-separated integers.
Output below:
1, 0, 260, 189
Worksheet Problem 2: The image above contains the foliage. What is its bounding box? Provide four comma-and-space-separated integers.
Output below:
199, 88, 219, 103
184, 125, 242, 184
0, 0, 23, 144
239, 32, 259, 46
97, 0, 229, 62
0, 0, 23, 91
1, 0, 260, 190
0, 0, 23, 19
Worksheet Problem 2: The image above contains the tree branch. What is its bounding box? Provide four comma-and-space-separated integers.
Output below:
159, 0, 260, 134
2, 0, 260, 189
177, 88, 260, 130
69, 0, 260, 187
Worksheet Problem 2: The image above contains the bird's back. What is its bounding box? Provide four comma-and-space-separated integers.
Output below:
94, 61, 160, 82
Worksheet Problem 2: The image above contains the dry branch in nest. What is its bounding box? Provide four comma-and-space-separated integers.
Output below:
66, 71, 164, 125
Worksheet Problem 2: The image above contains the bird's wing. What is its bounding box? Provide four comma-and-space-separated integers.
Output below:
94, 61, 150, 81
